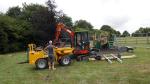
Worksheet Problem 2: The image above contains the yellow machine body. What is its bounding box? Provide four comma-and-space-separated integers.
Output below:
28, 44, 74, 65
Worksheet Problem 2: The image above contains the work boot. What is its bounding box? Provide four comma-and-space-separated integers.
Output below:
52, 63, 56, 70
48, 66, 51, 70
48, 62, 51, 70
52, 67, 56, 70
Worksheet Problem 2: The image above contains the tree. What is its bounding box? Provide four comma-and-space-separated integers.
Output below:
122, 30, 130, 37
6, 6, 22, 18
21, 3, 46, 21
61, 15, 73, 27
116, 31, 121, 37
100, 25, 117, 35
95, 30, 109, 36
74, 20, 93, 30
132, 27, 150, 37
0, 27, 8, 53
46, 0, 57, 27
0, 15, 30, 53
0, 0, 59, 53
20, 0, 58, 45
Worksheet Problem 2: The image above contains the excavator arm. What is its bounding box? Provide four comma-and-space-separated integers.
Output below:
53, 23, 75, 47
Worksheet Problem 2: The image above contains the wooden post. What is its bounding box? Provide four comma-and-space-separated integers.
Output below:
111, 54, 123, 63
102, 55, 112, 64
95, 33, 96, 40
136, 37, 138, 44
146, 33, 149, 44
125, 37, 127, 44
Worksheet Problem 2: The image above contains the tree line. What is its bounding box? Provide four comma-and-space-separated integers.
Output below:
0, 0, 150, 53
132, 27, 150, 37
0, 1, 57, 53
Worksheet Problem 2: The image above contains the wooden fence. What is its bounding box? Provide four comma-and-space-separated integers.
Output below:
116, 37, 150, 45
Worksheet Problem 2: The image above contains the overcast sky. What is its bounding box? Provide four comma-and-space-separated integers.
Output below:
0, 0, 150, 33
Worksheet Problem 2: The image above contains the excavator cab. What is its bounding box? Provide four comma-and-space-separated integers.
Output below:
72, 31, 90, 56
74, 31, 90, 50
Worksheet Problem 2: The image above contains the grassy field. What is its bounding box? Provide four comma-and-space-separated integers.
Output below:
0, 45, 150, 84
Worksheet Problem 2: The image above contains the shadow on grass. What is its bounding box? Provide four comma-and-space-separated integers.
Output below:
28, 65, 64, 81
29, 64, 64, 71
17, 61, 28, 64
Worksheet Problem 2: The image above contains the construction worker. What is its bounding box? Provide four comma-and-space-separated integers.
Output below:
44, 40, 56, 70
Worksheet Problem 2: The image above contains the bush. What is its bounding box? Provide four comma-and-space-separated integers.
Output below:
0, 15, 30, 53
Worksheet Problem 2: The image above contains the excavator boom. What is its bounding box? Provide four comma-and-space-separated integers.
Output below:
54, 23, 75, 47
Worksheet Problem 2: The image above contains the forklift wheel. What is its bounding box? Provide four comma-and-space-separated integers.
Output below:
59, 56, 71, 66
35, 59, 48, 69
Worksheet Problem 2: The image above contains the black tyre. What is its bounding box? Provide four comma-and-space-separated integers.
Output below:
95, 55, 101, 60
35, 59, 48, 69
76, 56, 82, 61
59, 56, 71, 66
58, 59, 61, 64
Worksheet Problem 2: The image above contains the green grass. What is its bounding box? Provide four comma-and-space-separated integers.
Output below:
0, 47, 150, 84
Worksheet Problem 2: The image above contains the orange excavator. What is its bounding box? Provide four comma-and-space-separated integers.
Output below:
53, 22, 90, 55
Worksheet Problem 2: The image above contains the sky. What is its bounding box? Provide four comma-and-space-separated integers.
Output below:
0, 0, 150, 33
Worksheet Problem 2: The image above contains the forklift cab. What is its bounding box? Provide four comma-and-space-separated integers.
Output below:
74, 31, 90, 50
